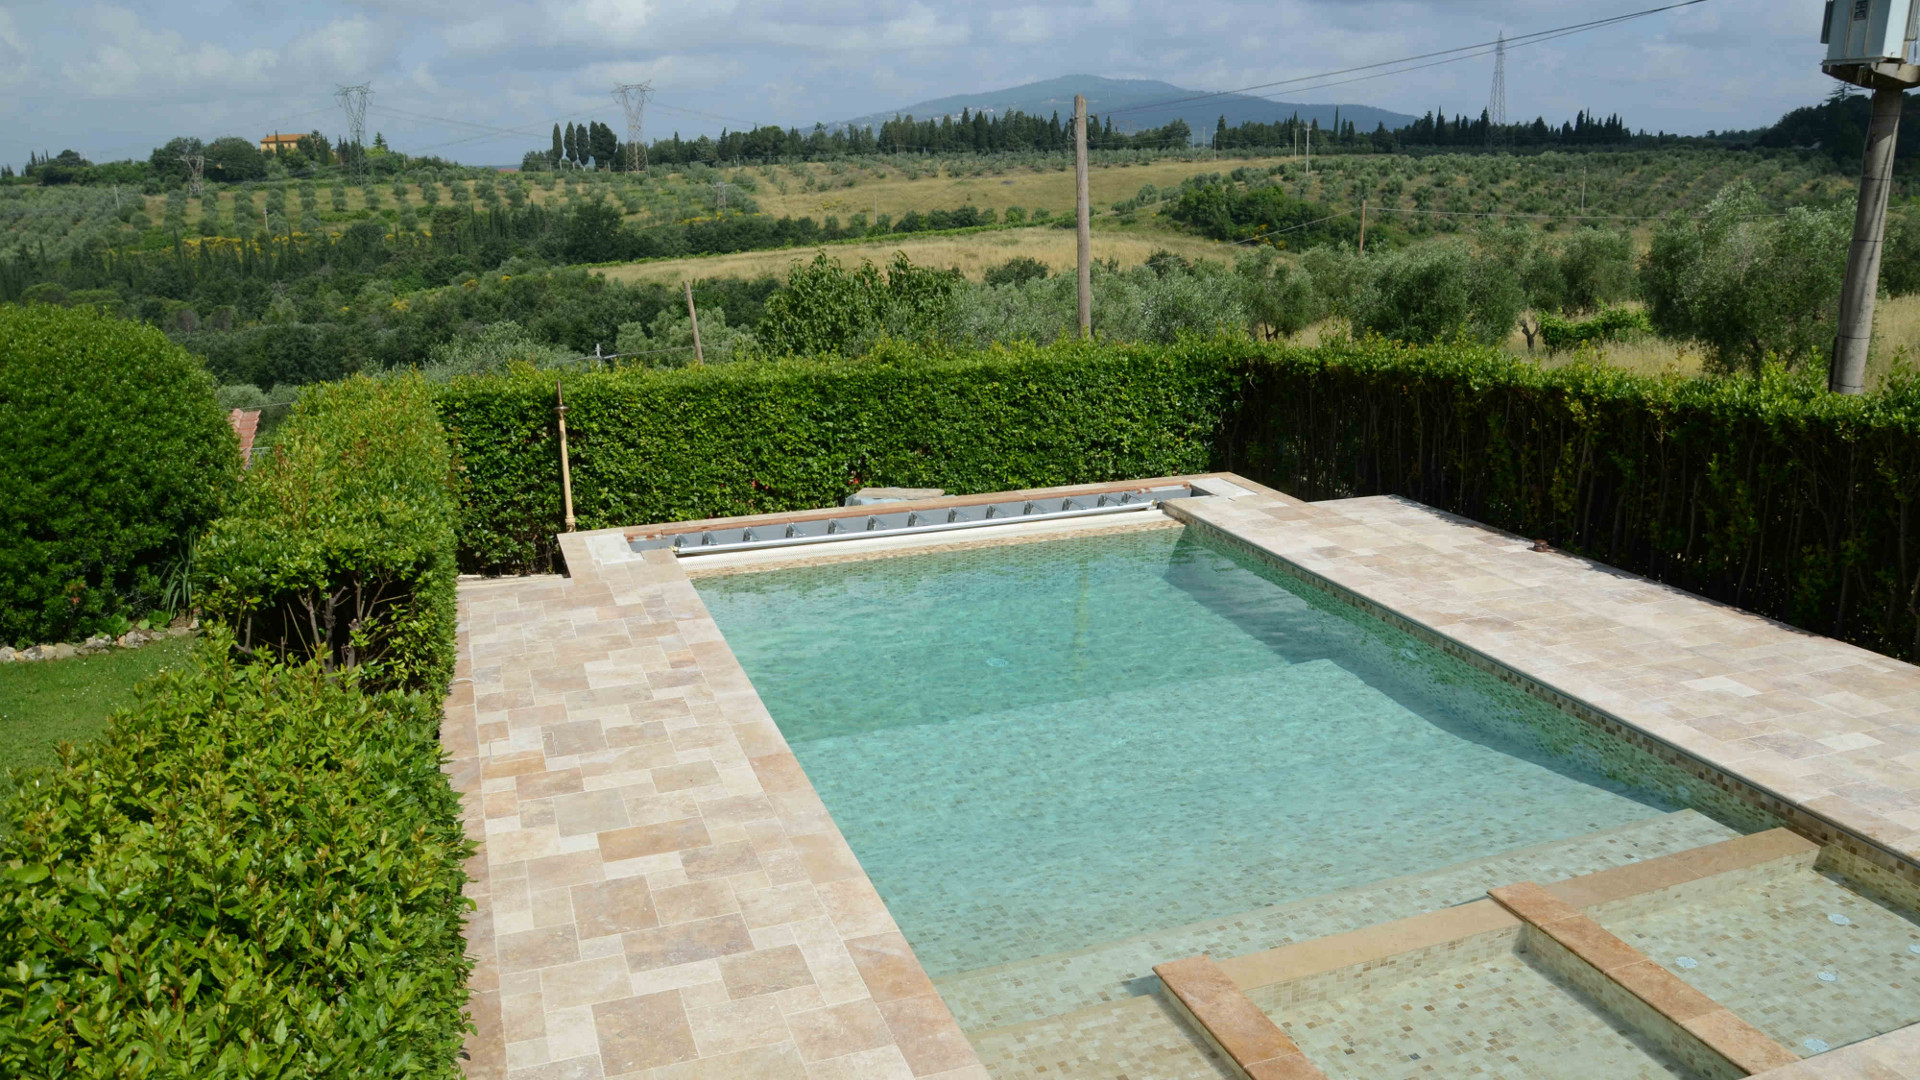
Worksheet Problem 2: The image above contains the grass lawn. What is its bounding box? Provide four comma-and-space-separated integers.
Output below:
0, 636, 195, 808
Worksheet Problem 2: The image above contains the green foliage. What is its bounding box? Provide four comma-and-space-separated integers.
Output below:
199, 376, 456, 694
756, 253, 962, 356
1235, 247, 1320, 340
436, 342, 1242, 572
981, 256, 1050, 287
0, 631, 473, 1077
1538, 306, 1654, 354
1642, 181, 1853, 374
1353, 242, 1524, 345
937, 259, 1249, 351
1164, 177, 1355, 248
404, 320, 577, 382
0, 304, 237, 646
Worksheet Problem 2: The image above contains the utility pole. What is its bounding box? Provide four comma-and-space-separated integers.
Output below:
1305, 125, 1311, 177
1358, 200, 1367, 256
1075, 93, 1091, 341
1821, 1, 1920, 394
1487, 31, 1508, 150
685, 281, 704, 364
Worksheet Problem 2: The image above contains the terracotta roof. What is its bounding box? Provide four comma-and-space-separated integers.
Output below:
228, 408, 260, 464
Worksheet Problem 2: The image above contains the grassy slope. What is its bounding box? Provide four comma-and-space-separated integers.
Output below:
0, 636, 193, 803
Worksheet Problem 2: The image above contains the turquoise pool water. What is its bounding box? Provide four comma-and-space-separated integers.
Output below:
696, 527, 1682, 977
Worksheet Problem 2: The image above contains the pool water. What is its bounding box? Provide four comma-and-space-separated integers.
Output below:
697, 527, 1684, 977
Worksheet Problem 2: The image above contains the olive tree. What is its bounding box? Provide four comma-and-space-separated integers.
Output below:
1353, 242, 1524, 346
1642, 181, 1852, 374
1234, 247, 1320, 340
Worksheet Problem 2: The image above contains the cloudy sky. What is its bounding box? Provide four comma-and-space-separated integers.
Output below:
0, 0, 1835, 168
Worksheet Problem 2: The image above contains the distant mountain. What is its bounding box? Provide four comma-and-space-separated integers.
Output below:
836, 75, 1419, 143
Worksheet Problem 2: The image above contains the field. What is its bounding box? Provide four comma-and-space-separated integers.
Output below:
1, 146, 1851, 263
596, 223, 1242, 283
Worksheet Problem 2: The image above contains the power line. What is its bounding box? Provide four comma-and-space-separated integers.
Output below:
1105, 0, 1713, 119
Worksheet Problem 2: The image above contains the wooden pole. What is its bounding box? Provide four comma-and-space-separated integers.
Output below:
1357, 200, 1367, 256
1074, 94, 1091, 341
685, 280, 704, 365
556, 380, 576, 532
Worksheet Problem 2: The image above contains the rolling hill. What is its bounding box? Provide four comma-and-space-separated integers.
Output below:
836, 75, 1419, 144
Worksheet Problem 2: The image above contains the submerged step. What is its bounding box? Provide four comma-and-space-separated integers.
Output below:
1591, 852, 1920, 1061
939, 810, 1737, 1033
966, 992, 1235, 1080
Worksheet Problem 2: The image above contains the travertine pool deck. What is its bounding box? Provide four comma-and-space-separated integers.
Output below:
444, 529, 988, 1080
447, 474, 1920, 1079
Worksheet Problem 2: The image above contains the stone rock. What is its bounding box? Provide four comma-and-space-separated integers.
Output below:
46, 643, 76, 660
116, 631, 149, 648
844, 486, 946, 506
0, 647, 15, 663
167, 625, 193, 638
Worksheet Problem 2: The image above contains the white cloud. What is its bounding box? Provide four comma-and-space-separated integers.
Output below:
0, 10, 32, 90
0, 0, 1866, 167
63, 6, 279, 96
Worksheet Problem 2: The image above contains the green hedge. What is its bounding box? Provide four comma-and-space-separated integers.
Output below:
440, 338, 1920, 663
0, 632, 473, 1077
200, 375, 457, 694
438, 341, 1241, 573
0, 304, 236, 646
1229, 339, 1920, 661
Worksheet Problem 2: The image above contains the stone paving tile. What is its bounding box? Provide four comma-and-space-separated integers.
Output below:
1171, 491, 1920, 877
444, 534, 982, 1080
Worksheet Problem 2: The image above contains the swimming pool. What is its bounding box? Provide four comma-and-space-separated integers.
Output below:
696, 526, 1702, 978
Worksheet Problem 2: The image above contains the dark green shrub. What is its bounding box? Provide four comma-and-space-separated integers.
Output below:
1538, 306, 1654, 353
0, 304, 237, 646
199, 375, 456, 694
437, 341, 1241, 573
0, 631, 473, 1078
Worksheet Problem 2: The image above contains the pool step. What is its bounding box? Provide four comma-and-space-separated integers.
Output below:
939, 809, 1736, 1033
967, 991, 1236, 1080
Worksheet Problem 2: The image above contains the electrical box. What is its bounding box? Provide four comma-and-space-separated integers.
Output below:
1824, 0, 1920, 67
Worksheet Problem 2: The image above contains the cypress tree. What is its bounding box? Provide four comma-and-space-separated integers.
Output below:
550, 124, 563, 167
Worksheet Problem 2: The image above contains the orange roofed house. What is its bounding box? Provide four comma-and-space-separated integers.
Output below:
258, 133, 305, 154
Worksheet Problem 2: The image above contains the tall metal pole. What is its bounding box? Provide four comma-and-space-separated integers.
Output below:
1832, 86, 1905, 395
1075, 94, 1092, 340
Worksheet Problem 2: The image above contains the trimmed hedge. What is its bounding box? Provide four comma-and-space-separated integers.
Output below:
0, 304, 237, 646
440, 338, 1920, 663
1230, 339, 1920, 661
438, 341, 1241, 573
200, 375, 457, 694
0, 632, 473, 1077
